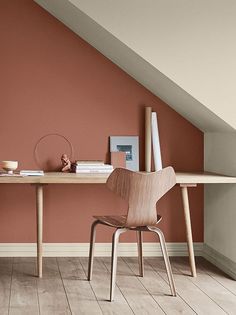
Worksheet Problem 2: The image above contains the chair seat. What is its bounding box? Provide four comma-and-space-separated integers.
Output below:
93, 214, 162, 228
93, 215, 127, 227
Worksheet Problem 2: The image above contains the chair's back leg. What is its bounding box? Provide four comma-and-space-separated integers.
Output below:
137, 230, 144, 277
148, 226, 176, 296
88, 220, 99, 281
110, 228, 127, 302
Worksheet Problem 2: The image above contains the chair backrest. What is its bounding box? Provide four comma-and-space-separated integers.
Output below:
106, 166, 176, 227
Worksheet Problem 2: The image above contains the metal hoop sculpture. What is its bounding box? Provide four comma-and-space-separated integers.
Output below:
33, 133, 74, 170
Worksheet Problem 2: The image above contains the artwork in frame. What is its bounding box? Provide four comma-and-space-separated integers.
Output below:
110, 136, 139, 171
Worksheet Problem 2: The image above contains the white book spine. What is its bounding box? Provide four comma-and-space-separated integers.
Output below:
20, 170, 44, 176
151, 112, 163, 171
75, 169, 112, 174
75, 165, 113, 170
76, 163, 104, 166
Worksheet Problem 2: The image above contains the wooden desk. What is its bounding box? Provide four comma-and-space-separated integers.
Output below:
1, 171, 236, 278
176, 172, 236, 277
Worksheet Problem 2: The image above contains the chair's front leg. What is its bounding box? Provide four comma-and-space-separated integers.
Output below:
148, 226, 176, 297
137, 230, 144, 277
88, 220, 100, 281
110, 228, 127, 302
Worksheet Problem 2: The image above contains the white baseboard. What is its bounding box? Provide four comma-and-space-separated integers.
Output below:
203, 244, 236, 280
3, 243, 236, 280
0, 242, 203, 257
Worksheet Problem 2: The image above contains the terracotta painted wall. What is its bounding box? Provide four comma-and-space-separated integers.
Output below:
0, 0, 203, 243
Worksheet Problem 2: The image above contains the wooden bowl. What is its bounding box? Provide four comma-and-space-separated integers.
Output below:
1, 161, 18, 174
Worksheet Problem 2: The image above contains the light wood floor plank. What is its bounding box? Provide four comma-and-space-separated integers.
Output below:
40, 257, 61, 278
0, 257, 14, 264
58, 257, 103, 315
173, 257, 236, 315
1, 257, 235, 314
37, 258, 71, 315
9, 260, 39, 315
80, 257, 134, 315
124, 257, 196, 315
12, 259, 36, 278
0, 258, 13, 315
147, 257, 227, 315
196, 257, 236, 296
102, 257, 165, 314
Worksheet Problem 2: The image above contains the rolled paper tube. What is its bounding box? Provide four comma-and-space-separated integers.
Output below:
145, 106, 152, 172
151, 112, 163, 171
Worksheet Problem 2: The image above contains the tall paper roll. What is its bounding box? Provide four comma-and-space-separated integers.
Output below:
145, 107, 152, 172
152, 112, 163, 171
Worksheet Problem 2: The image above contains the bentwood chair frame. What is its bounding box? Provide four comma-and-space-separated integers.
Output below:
88, 166, 177, 301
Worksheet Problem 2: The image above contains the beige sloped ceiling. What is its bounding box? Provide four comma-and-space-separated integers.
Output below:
34, 0, 236, 132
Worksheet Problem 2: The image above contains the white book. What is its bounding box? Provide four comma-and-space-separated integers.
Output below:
76, 164, 105, 167
0, 172, 25, 177
20, 170, 44, 176
75, 169, 113, 174
75, 164, 113, 170
75, 160, 104, 166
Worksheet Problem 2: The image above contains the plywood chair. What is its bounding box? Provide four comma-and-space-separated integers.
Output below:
88, 167, 177, 301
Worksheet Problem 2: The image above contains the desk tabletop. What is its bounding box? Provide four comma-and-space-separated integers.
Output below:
176, 172, 236, 184
0, 172, 108, 184
0, 171, 236, 184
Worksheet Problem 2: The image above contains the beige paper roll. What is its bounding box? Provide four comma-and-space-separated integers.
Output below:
145, 106, 152, 172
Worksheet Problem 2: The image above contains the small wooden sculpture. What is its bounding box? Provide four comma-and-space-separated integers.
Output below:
61, 154, 71, 172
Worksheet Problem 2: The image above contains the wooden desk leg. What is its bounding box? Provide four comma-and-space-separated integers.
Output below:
180, 184, 197, 277
35, 184, 43, 278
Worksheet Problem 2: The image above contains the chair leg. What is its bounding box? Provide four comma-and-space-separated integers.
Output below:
110, 228, 127, 302
148, 226, 176, 296
88, 220, 100, 281
137, 230, 144, 277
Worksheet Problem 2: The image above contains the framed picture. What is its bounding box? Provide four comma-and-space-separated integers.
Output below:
110, 136, 139, 171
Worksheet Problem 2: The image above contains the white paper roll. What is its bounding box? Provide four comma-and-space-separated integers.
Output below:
151, 112, 163, 171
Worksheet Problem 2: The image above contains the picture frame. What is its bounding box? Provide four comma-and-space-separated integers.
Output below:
110, 136, 139, 171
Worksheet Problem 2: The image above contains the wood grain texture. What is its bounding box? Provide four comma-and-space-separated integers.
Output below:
124, 257, 195, 314
181, 186, 196, 277
1, 257, 236, 314
0, 171, 235, 184
197, 257, 236, 296
0, 258, 13, 315
36, 184, 43, 278
174, 257, 236, 315
9, 260, 39, 315
147, 257, 228, 315
175, 171, 236, 184
106, 167, 176, 227
1, 169, 235, 282
103, 257, 165, 314
93, 215, 127, 228
145, 106, 152, 172
90, 167, 177, 300
58, 257, 102, 315
80, 257, 133, 314
37, 258, 71, 315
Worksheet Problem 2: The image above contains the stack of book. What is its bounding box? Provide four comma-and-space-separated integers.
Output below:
72, 161, 113, 174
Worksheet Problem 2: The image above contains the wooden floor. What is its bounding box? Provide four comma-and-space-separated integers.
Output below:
0, 256, 236, 314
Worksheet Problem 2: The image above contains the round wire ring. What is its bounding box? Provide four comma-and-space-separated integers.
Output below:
33, 133, 74, 169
